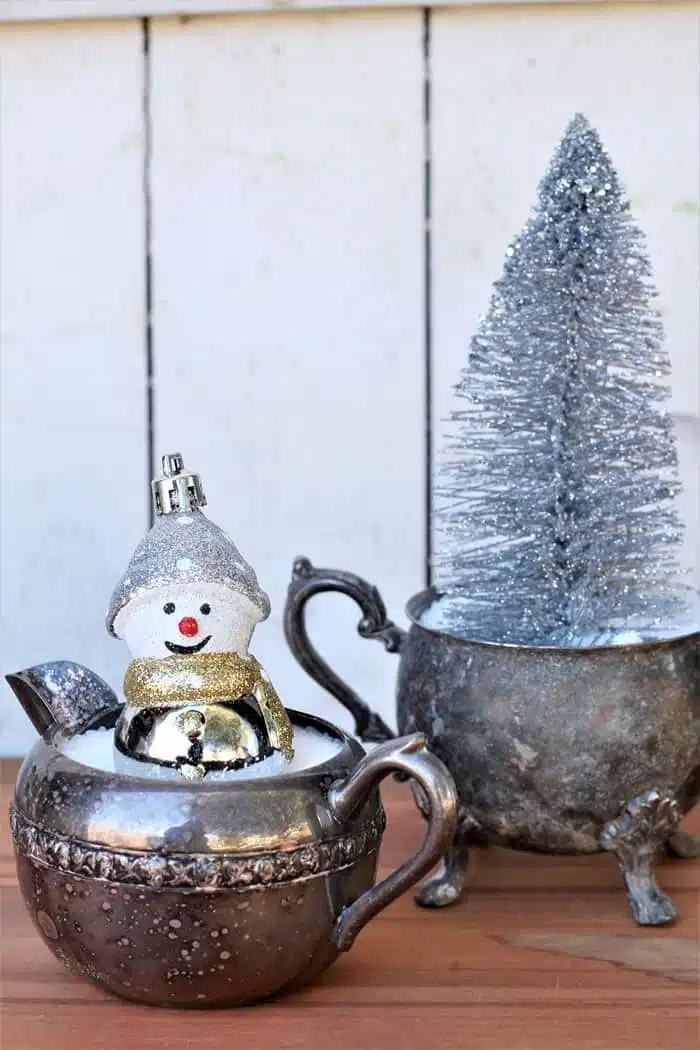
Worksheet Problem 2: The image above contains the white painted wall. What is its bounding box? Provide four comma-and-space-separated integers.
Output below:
0, 21, 148, 754
0, 0, 675, 22
1, 4, 698, 755
149, 11, 424, 738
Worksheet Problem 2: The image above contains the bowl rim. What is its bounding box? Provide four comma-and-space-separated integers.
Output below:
406, 587, 700, 653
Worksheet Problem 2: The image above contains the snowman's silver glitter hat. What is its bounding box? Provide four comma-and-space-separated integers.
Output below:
106, 454, 271, 636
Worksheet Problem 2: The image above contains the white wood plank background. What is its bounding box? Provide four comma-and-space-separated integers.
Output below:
0, 0, 669, 24
0, 21, 148, 754
1, 5, 698, 754
150, 11, 424, 735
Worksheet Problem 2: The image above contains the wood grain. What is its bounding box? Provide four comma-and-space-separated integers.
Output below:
1, 759, 698, 1049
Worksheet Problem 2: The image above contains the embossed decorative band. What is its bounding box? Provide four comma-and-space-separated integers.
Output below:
10, 805, 386, 891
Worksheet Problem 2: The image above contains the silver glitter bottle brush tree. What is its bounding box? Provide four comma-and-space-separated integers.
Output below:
432, 113, 691, 647
284, 113, 700, 928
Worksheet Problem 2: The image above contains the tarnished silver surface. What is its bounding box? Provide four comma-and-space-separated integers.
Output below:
284, 558, 700, 927
7, 663, 457, 1008
5, 662, 118, 737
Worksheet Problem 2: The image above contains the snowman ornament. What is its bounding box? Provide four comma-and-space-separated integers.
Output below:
108, 454, 294, 780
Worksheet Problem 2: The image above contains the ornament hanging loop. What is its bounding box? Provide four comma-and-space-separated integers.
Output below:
151, 453, 207, 516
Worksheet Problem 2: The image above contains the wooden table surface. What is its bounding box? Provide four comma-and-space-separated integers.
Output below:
1, 758, 698, 1050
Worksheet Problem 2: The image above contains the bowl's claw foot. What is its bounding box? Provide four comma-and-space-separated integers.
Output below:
415, 823, 470, 909
665, 829, 700, 860
624, 877, 677, 926
600, 788, 681, 926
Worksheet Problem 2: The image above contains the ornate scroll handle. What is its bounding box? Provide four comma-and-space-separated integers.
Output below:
283, 557, 406, 742
329, 734, 458, 951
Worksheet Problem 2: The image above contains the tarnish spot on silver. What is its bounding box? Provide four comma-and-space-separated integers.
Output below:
37, 910, 59, 940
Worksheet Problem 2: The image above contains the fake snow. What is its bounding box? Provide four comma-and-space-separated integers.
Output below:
419, 595, 700, 647
59, 724, 343, 781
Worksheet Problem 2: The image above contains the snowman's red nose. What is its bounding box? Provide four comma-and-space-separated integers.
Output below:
178, 617, 199, 637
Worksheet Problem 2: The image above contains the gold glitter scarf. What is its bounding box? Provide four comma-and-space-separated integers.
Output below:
122, 651, 294, 758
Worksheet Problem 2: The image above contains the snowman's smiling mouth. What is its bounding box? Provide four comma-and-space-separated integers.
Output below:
165, 636, 212, 655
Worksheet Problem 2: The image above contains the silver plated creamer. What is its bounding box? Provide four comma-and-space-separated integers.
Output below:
284, 558, 700, 927
7, 662, 456, 1007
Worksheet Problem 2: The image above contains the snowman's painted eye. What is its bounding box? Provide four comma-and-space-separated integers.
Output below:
200, 603, 211, 615
163, 602, 176, 615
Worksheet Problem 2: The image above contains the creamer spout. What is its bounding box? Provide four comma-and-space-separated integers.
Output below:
5, 661, 119, 738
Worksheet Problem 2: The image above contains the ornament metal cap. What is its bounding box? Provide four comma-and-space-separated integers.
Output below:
105, 453, 272, 636
152, 453, 206, 516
